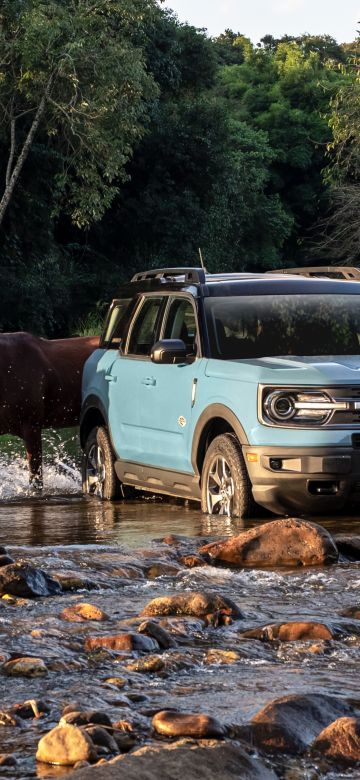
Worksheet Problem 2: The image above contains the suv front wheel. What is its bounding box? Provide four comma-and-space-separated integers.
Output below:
82, 426, 123, 500
201, 433, 256, 518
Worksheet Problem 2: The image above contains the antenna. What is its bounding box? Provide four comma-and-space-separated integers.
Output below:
198, 247, 206, 271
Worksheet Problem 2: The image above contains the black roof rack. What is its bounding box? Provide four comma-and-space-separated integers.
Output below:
268, 266, 360, 280
131, 267, 206, 284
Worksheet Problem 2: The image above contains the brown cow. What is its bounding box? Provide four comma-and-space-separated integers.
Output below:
0, 332, 99, 484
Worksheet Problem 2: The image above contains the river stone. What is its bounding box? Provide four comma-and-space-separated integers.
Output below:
205, 649, 240, 665
152, 710, 226, 739
60, 603, 109, 622
60, 711, 113, 731
342, 606, 360, 619
0, 754, 17, 766
85, 726, 118, 753
248, 693, 354, 754
69, 740, 279, 780
0, 562, 61, 597
179, 555, 207, 568
141, 591, 242, 619
84, 633, 158, 653
0, 711, 20, 726
241, 622, 333, 642
11, 699, 50, 719
52, 571, 98, 591
145, 562, 182, 578
0, 555, 14, 567
138, 620, 177, 649
333, 535, 360, 560
126, 655, 165, 673
199, 518, 338, 568
3, 657, 48, 677
36, 724, 97, 765
312, 716, 360, 763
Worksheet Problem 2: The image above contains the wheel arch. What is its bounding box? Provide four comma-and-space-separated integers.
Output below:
80, 396, 108, 449
192, 404, 249, 476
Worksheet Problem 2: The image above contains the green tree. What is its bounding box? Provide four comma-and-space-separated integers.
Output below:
0, 0, 157, 227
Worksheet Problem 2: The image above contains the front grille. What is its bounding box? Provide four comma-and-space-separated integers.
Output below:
330, 386, 360, 426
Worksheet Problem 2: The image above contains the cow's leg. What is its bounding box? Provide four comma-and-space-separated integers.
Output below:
23, 427, 43, 488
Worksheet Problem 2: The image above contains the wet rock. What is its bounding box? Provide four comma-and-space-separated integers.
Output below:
0, 711, 20, 726
179, 554, 207, 568
60, 711, 112, 731
205, 649, 240, 665
161, 534, 193, 546
60, 603, 109, 622
199, 518, 338, 568
109, 565, 144, 580
3, 657, 48, 677
141, 591, 242, 619
103, 677, 127, 689
11, 699, 50, 719
158, 616, 206, 636
248, 693, 354, 754
342, 606, 360, 619
85, 726, 118, 753
36, 724, 97, 765
241, 622, 333, 642
145, 561, 182, 578
126, 655, 165, 673
52, 571, 99, 591
0, 555, 14, 567
138, 620, 176, 649
0, 754, 17, 766
84, 633, 158, 653
0, 562, 62, 597
333, 535, 360, 560
152, 710, 226, 739
312, 716, 360, 763
71, 740, 278, 779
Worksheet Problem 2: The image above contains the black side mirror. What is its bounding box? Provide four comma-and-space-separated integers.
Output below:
150, 339, 187, 364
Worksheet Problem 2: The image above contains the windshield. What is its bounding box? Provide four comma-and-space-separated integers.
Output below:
205, 295, 360, 359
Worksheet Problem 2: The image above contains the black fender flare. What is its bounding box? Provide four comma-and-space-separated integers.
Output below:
80, 395, 108, 448
191, 403, 249, 474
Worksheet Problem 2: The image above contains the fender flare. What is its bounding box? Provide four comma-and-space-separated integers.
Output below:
191, 403, 249, 473
80, 395, 108, 448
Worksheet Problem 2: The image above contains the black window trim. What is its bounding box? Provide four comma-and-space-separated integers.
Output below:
122, 293, 166, 360
159, 292, 202, 359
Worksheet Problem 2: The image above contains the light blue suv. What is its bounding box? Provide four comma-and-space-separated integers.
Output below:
80, 267, 360, 517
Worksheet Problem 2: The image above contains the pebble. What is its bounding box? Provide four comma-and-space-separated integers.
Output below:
152, 709, 226, 738
3, 657, 48, 677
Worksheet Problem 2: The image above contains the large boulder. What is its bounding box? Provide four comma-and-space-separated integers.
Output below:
0, 563, 61, 597
141, 591, 242, 619
248, 694, 353, 754
312, 716, 360, 763
36, 724, 96, 765
69, 739, 278, 779
199, 519, 338, 568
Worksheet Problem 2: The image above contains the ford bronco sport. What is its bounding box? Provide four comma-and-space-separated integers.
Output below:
80, 267, 360, 517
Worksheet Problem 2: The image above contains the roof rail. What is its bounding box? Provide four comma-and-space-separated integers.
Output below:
268, 266, 360, 280
131, 267, 207, 284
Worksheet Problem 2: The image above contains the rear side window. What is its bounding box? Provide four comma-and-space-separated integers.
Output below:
126, 297, 163, 356
102, 299, 132, 348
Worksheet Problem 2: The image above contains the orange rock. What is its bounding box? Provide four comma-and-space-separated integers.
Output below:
152, 709, 226, 738
241, 621, 333, 642
312, 717, 360, 762
60, 603, 109, 622
141, 591, 242, 619
84, 633, 158, 653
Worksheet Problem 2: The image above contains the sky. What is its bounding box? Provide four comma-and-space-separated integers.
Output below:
164, 0, 359, 44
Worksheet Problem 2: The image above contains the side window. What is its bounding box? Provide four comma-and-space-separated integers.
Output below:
127, 297, 163, 356
102, 299, 132, 349
163, 298, 198, 356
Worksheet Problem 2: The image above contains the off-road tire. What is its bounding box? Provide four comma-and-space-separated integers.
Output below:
201, 433, 257, 518
82, 426, 123, 501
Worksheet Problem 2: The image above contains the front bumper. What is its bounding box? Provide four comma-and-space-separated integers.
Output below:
243, 445, 360, 515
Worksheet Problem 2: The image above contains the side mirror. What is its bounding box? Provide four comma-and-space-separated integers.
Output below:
150, 339, 187, 364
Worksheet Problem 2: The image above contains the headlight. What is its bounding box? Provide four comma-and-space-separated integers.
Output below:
262, 388, 348, 426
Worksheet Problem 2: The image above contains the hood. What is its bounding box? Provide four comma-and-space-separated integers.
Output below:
205, 354, 360, 386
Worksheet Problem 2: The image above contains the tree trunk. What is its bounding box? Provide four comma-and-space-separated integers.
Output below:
0, 88, 49, 227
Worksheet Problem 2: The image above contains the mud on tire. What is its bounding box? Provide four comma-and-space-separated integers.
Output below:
82, 426, 123, 501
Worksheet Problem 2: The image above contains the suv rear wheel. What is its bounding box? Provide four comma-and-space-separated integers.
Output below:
82, 426, 123, 500
201, 433, 256, 518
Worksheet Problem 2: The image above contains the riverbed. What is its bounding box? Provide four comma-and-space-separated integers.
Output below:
0, 441, 359, 778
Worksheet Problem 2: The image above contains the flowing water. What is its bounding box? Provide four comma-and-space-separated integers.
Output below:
0, 432, 359, 778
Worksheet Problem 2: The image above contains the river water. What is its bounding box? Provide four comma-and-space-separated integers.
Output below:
0, 438, 359, 778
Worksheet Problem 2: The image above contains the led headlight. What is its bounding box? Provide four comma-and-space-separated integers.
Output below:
262, 388, 348, 426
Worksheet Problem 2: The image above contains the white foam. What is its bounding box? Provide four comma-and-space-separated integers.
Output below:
0, 454, 81, 500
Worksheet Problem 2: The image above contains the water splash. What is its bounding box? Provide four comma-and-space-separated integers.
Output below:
0, 453, 81, 500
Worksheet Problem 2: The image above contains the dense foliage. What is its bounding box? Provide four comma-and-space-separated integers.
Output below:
0, 2, 357, 335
